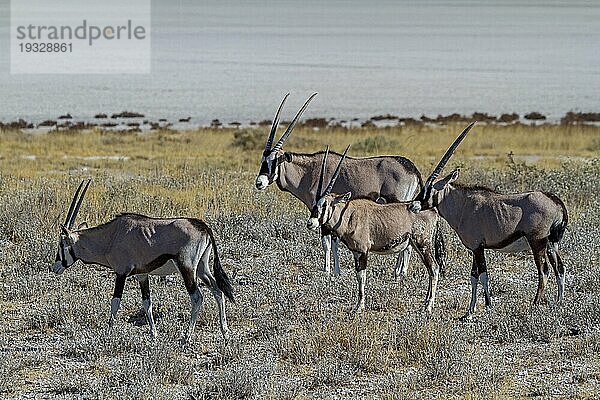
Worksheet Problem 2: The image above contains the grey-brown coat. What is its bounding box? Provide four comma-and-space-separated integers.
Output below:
255, 93, 429, 277
412, 169, 568, 319
53, 181, 234, 341
307, 149, 443, 313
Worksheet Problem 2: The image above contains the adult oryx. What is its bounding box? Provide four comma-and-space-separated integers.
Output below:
306, 146, 443, 313
410, 126, 568, 320
52, 180, 234, 341
255, 93, 434, 277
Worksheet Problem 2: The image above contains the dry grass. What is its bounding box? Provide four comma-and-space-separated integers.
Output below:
0, 124, 599, 399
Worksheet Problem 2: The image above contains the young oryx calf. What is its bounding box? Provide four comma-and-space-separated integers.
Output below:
52, 180, 234, 341
306, 146, 444, 313
411, 145, 568, 320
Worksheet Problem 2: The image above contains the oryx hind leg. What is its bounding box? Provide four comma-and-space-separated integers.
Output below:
412, 240, 439, 314
196, 242, 230, 340
530, 238, 550, 306
135, 274, 157, 338
175, 254, 204, 342
546, 241, 565, 303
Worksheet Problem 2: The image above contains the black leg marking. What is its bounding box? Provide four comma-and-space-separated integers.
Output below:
139, 275, 151, 301
474, 247, 491, 308
113, 274, 126, 299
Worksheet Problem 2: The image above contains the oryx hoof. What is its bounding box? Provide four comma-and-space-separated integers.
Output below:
179, 334, 193, 348
394, 266, 408, 281
459, 312, 475, 322
352, 305, 365, 316
221, 328, 231, 341
104, 323, 115, 337
424, 304, 434, 315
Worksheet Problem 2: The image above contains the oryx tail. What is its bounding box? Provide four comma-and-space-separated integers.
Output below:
545, 191, 568, 244
206, 226, 235, 303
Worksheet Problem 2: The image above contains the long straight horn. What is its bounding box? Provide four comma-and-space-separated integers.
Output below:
324, 145, 350, 195
68, 179, 91, 229
64, 180, 86, 226
264, 93, 290, 155
316, 145, 330, 198
272, 92, 318, 152
423, 122, 475, 189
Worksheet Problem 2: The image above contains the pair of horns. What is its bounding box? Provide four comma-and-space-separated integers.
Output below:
421, 122, 476, 198
264, 92, 318, 154
64, 179, 91, 229
316, 145, 350, 199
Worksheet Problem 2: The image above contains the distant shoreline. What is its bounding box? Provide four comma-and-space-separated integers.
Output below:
1, 110, 599, 133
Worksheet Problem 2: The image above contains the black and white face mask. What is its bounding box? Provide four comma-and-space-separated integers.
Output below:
53, 235, 75, 274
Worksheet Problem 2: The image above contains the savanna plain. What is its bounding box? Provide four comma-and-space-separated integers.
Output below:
0, 123, 599, 399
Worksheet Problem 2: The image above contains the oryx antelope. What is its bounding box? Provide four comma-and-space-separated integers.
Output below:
52, 180, 234, 340
255, 93, 441, 278
306, 146, 444, 313
410, 126, 568, 319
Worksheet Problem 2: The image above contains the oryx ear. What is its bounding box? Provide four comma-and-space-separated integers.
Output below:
335, 192, 352, 203
77, 221, 88, 230
284, 153, 292, 162
433, 169, 459, 191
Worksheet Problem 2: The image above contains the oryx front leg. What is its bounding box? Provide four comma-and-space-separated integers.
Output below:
321, 234, 332, 274
462, 248, 482, 320
137, 274, 157, 338
332, 235, 341, 276
463, 247, 490, 320
353, 252, 368, 313
108, 274, 126, 331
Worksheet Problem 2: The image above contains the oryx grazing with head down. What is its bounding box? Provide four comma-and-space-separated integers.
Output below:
306, 146, 444, 313
52, 180, 234, 341
255, 93, 436, 278
410, 127, 568, 320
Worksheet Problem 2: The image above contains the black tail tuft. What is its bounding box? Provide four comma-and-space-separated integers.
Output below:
434, 220, 447, 276
208, 228, 235, 303
544, 192, 568, 244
